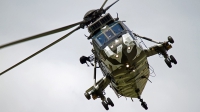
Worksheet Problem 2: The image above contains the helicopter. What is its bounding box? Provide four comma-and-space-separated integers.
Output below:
0, 0, 178, 111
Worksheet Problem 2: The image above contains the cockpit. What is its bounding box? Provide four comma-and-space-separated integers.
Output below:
92, 22, 124, 47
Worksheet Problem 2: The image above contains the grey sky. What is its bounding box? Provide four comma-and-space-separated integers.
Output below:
0, 0, 200, 112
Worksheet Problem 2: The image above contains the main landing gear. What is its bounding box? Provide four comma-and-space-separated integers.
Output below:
84, 91, 114, 110
83, 56, 113, 110
164, 55, 177, 68
133, 33, 178, 68
161, 36, 177, 68
101, 97, 114, 110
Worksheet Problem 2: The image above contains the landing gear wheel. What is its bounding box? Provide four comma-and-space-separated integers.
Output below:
84, 92, 91, 100
168, 36, 174, 44
170, 55, 177, 64
107, 97, 114, 107
102, 101, 109, 110
141, 102, 148, 110
165, 58, 172, 68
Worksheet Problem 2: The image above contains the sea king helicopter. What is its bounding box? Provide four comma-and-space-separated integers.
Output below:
0, 0, 177, 110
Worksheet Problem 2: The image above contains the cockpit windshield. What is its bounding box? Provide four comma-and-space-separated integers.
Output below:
96, 33, 108, 45
105, 29, 114, 39
111, 23, 124, 35
93, 22, 124, 47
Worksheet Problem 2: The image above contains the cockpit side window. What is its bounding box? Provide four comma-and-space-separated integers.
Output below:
111, 23, 124, 35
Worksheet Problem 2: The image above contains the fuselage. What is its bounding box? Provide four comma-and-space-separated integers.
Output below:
91, 21, 150, 98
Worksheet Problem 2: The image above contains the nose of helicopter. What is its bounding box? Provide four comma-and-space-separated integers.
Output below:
103, 33, 142, 64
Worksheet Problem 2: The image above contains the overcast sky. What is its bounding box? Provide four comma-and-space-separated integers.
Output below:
0, 0, 200, 112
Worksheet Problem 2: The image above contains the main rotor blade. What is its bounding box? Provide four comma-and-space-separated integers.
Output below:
104, 0, 119, 11
0, 21, 84, 49
0, 26, 81, 76
100, 0, 108, 10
